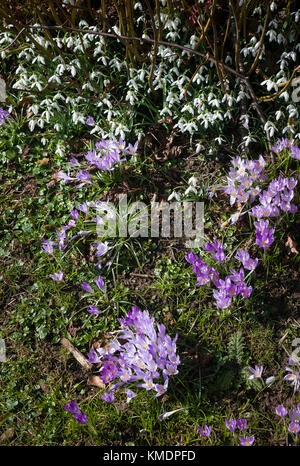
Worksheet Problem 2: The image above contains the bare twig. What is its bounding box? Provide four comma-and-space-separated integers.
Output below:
61, 337, 92, 370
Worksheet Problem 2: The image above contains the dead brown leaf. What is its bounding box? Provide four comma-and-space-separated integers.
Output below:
0, 428, 14, 444
37, 158, 49, 164
87, 375, 105, 389
285, 235, 299, 254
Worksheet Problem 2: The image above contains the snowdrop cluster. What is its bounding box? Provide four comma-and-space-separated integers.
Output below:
1, 2, 299, 151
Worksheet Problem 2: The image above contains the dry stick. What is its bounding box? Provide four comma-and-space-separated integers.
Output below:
0, 26, 25, 52
144, 0, 160, 96
61, 337, 92, 370
10, 24, 269, 142
248, 5, 270, 77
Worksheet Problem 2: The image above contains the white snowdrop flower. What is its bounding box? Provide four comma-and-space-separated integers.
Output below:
42, 111, 51, 123
48, 75, 61, 84
268, 20, 278, 29
225, 55, 232, 64
54, 123, 62, 132
66, 36, 73, 48
264, 121, 276, 137
160, 107, 172, 117
138, 69, 146, 81
70, 66, 76, 77
290, 52, 296, 61
56, 64, 65, 75
266, 30, 277, 42
188, 176, 198, 186
182, 104, 194, 115
244, 134, 257, 147
65, 97, 74, 104
104, 109, 112, 121
270, 1, 277, 11
282, 125, 295, 135
277, 33, 285, 45
55, 145, 65, 157
90, 125, 100, 135
279, 91, 289, 102
28, 119, 36, 131
35, 82, 43, 91
184, 186, 197, 196
134, 2, 142, 10
215, 136, 225, 145
94, 44, 104, 56
275, 110, 282, 120
195, 143, 204, 154
167, 191, 180, 202
287, 105, 298, 118
30, 104, 39, 115
79, 20, 89, 28
41, 137, 48, 146
37, 118, 44, 128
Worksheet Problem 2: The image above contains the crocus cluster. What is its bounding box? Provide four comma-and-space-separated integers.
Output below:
197, 419, 254, 445
271, 138, 300, 160
58, 136, 138, 187
250, 175, 298, 249
0, 107, 10, 125
225, 418, 254, 446
275, 403, 300, 435
86, 306, 180, 402
284, 352, 300, 393
41, 199, 112, 265
63, 400, 87, 424
223, 155, 267, 206
223, 145, 298, 251
186, 245, 257, 309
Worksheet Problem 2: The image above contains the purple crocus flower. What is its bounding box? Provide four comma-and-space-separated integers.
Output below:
289, 406, 300, 423
41, 239, 57, 254
49, 270, 63, 281
101, 391, 115, 403
275, 405, 287, 418
248, 365, 263, 379
76, 170, 92, 183
85, 115, 95, 126
81, 282, 94, 293
225, 418, 237, 432
73, 412, 88, 424
239, 435, 255, 446
69, 156, 80, 167
0, 107, 10, 125
87, 305, 100, 315
237, 419, 247, 431
63, 400, 80, 413
70, 209, 79, 220
288, 422, 300, 434
94, 275, 104, 291
213, 288, 231, 309
125, 389, 137, 403
87, 349, 101, 364
197, 425, 212, 437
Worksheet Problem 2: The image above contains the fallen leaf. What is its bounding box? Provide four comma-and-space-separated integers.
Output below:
285, 235, 299, 254
87, 375, 105, 389
0, 428, 14, 443
37, 158, 49, 164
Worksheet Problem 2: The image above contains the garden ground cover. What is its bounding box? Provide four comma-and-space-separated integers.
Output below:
0, 0, 299, 447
